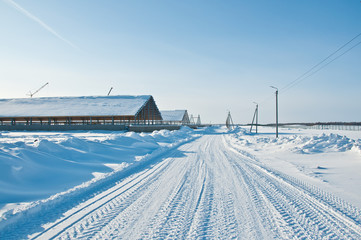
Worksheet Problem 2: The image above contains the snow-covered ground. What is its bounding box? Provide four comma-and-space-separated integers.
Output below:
239, 126, 361, 209
0, 128, 198, 217
0, 126, 361, 239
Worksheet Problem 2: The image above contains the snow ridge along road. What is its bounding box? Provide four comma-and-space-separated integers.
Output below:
1, 130, 361, 239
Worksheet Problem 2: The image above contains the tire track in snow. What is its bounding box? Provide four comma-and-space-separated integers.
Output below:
59, 159, 173, 240
31, 154, 173, 239
217, 139, 279, 239
3, 131, 361, 239
123, 155, 195, 239
225, 134, 361, 239
0, 135, 200, 240
251, 164, 361, 238
46, 133, 361, 239
36, 140, 199, 239
138, 141, 214, 239
186, 140, 216, 239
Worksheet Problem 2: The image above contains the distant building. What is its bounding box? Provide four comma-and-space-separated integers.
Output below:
161, 110, 190, 125
0, 95, 162, 127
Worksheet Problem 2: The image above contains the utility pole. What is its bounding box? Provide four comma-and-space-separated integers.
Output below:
270, 86, 278, 138
254, 102, 258, 133
250, 102, 258, 133
107, 87, 113, 96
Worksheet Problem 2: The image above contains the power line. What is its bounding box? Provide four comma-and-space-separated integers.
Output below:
282, 37, 361, 93
259, 32, 361, 105
281, 32, 361, 93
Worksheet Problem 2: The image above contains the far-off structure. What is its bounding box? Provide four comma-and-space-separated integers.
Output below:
160, 110, 190, 125
226, 111, 234, 130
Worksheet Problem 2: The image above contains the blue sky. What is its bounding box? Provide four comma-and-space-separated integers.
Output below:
1, 0, 360, 123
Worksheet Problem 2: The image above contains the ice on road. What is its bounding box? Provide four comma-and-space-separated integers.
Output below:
1, 130, 361, 239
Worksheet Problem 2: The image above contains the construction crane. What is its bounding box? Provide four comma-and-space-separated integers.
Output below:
107, 87, 113, 96
27, 82, 49, 98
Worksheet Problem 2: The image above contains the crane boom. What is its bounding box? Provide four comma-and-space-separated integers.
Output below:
28, 82, 49, 98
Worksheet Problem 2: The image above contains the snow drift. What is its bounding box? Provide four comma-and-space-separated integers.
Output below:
233, 128, 361, 154
0, 127, 197, 218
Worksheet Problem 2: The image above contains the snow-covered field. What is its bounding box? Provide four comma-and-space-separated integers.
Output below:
0, 128, 198, 218
0, 126, 361, 239
235, 126, 361, 209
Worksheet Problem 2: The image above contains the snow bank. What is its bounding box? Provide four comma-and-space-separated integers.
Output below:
0, 127, 197, 220
230, 126, 361, 208
233, 128, 360, 155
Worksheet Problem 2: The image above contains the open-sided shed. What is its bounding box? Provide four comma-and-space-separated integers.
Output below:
0, 95, 162, 127
160, 110, 190, 125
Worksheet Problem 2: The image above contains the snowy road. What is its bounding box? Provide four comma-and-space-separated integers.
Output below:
2, 132, 361, 239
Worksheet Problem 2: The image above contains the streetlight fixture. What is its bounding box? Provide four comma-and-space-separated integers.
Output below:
270, 86, 278, 138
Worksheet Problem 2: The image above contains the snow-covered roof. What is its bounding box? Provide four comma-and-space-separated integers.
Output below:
0, 95, 152, 117
161, 110, 187, 121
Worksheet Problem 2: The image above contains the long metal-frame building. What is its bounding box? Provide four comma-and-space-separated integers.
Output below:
160, 110, 190, 125
0, 95, 162, 127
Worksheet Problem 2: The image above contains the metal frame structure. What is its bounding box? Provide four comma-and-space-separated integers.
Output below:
0, 96, 162, 127
226, 111, 234, 130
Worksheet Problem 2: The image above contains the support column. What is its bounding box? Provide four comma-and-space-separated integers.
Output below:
143, 108, 146, 125
147, 104, 150, 125
151, 105, 154, 125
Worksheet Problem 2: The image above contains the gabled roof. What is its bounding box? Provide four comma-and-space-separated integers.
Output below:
161, 110, 188, 121
0, 95, 152, 117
